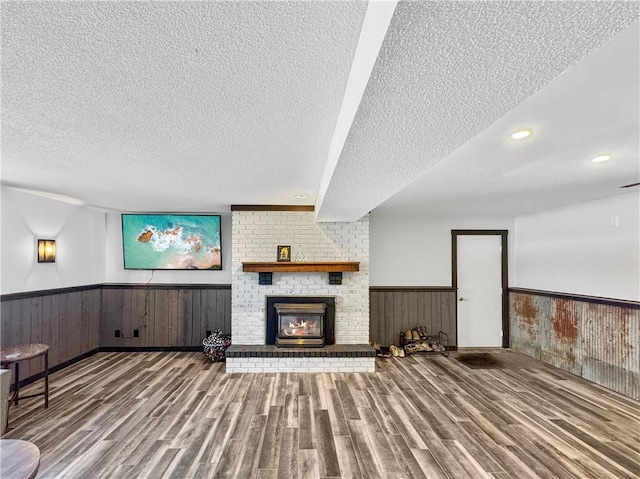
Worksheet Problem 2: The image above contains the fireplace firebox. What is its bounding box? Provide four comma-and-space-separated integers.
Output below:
275, 303, 326, 347
266, 296, 335, 346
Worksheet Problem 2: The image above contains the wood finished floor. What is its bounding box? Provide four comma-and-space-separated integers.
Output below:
2, 350, 639, 479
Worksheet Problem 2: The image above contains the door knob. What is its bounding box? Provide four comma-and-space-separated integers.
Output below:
459, 297, 467, 301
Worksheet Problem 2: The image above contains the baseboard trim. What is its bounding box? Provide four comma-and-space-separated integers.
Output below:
2, 283, 232, 302
98, 346, 202, 353
509, 288, 640, 309
369, 286, 456, 292
10, 348, 100, 389
1, 284, 102, 301
101, 284, 231, 290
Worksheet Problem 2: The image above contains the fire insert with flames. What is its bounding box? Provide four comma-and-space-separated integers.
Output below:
274, 303, 327, 347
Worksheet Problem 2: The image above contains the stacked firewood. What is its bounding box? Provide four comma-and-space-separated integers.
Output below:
203, 329, 231, 362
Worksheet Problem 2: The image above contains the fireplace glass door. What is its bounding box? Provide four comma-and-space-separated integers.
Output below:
275, 303, 326, 347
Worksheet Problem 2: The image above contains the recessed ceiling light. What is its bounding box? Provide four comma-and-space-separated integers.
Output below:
294, 194, 308, 199
511, 130, 531, 140
591, 155, 611, 163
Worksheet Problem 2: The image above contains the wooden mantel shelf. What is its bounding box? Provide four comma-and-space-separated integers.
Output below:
242, 261, 359, 273
242, 262, 359, 285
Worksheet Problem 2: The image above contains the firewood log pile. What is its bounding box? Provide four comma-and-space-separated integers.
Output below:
203, 329, 231, 362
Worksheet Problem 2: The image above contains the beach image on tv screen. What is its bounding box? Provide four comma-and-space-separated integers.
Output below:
122, 214, 222, 270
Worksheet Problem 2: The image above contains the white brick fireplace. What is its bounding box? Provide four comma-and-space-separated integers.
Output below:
227, 209, 374, 373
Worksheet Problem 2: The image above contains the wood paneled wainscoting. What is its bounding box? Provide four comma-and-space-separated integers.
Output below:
1, 284, 232, 386
510, 288, 640, 400
369, 287, 457, 348
1, 285, 101, 380
100, 284, 231, 349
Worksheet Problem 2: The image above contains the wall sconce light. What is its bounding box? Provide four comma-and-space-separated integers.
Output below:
37, 239, 56, 263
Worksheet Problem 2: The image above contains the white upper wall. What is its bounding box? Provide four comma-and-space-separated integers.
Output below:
4, 184, 637, 302
0, 193, 233, 292
514, 192, 639, 301
369, 211, 515, 286
103, 212, 232, 284
0, 186, 106, 294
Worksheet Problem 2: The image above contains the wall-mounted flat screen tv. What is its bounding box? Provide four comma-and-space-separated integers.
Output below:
122, 214, 222, 270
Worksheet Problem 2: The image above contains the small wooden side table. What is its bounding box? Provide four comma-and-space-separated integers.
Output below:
0, 439, 41, 479
0, 344, 49, 427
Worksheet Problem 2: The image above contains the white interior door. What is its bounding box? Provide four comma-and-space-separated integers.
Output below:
457, 235, 503, 347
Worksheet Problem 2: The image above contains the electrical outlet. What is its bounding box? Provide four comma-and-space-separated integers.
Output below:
115, 329, 121, 338
610, 216, 619, 227
133, 329, 139, 338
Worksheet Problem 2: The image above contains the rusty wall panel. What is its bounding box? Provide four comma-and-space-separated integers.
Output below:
542, 297, 582, 376
511, 292, 542, 360
510, 291, 639, 400
581, 303, 640, 400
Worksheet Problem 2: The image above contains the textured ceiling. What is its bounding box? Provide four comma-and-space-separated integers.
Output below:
1, 1, 366, 211
374, 19, 640, 217
316, 1, 639, 221
1, 1, 638, 220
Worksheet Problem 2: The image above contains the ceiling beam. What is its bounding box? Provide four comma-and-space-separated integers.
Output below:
314, 0, 398, 222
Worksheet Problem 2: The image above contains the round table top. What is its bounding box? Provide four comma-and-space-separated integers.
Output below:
0, 439, 41, 479
0, 344, 49, 364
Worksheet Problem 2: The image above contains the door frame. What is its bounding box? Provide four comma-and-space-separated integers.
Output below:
451, 230, 509, 348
